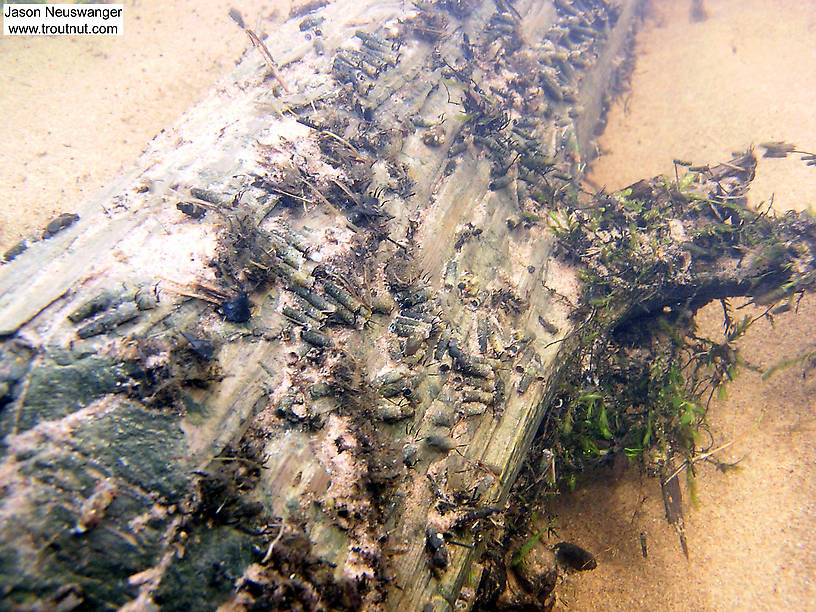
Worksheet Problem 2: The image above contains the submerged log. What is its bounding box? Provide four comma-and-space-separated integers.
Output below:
3, 1, 814, 610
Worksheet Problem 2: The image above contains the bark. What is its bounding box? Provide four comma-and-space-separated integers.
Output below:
0, 1, 741, 610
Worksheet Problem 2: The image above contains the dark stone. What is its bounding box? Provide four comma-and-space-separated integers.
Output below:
0, 345, 33, 385
155, 526, 258, 611
72, 402, 189, 499
0, 401, 191, 609
0, 356, 132, 435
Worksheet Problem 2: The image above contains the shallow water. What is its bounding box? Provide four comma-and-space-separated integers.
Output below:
1, 0, 814, 609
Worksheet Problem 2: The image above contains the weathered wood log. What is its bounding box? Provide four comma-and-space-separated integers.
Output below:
0, 1, 705, 610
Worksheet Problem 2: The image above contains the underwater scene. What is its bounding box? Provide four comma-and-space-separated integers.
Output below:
1, 0, 814, 610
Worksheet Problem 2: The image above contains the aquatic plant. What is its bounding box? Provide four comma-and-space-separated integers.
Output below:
508, 149, 816, 556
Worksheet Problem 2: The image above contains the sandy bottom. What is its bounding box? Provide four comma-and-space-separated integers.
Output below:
549, 297, 816, 611
0, 0, 303, 252
585, 0, 816, 214
1, 0, 815, 609
558, 1, 816, 610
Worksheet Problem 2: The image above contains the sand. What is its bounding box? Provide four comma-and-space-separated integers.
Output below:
1, 0, 814, 609
585, 0, 816, 214
0, 0, 300, 252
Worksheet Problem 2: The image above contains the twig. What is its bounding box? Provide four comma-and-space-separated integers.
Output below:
243, 28, 291, 93
328, 177, 360, 205
265, 187, 316, 206
662, 439, 737, 485
319, 130, 366, 160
